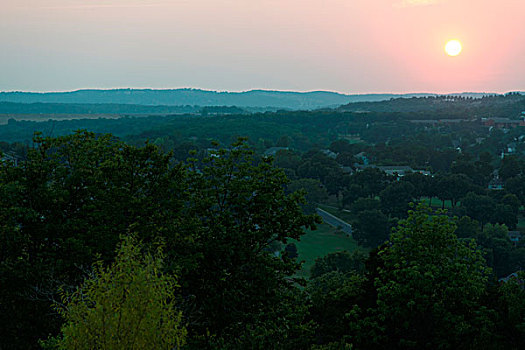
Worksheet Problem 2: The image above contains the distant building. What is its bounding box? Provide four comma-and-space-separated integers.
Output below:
341, 166, 354, 174
475, 137, 486, 144
509, 231, 522, 245
507, 142, 517, 153
488, 177, 504, 190
354, 152, 368, 165
409, 119, 473, 126
498, 272, 522, 283
377, 166, 414, 177
321, 149, 337, 159
354, 164, 430, 177
482, 118, 525, 129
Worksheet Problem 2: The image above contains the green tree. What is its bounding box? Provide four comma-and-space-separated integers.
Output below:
329, 139, 355, 154
342, 184, 367, 208
478, 224, 513, 277
501, 193, 521, 214
436, 174, 473, 208
454, 215, 481, 239
276, 135, 291, 147
310, 251, 367, 279
288, 178, 328, 212
44, 235, 186, 350
495, 271, 525, 349
324, 168, 348, 201
474, 152, 494, 186
182, 139, 319, 348
297, 151, 340, 183
349, 168, 389, 198
401, 172, 429, 201
499, 156, 522, 181
492, 204, 518, 229
307, 271, 367, 346
379, 181, 415, 218
274, 149, 302, 174
350, 197, 381, 213
0, 133, 318, 349
505, 176, 525, 204
335, 152, 357, 167
352, 209, 390, 248
0, 131, 187, 348
461, 192, 496, 228
355, 205, 493, 349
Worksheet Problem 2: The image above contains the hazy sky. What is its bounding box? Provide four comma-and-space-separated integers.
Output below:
1, 0, 524, 93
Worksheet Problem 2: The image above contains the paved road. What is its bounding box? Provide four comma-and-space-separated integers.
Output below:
316, 208, 353, 236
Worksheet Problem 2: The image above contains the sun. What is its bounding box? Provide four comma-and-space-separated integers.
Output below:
445, 40, 462, 57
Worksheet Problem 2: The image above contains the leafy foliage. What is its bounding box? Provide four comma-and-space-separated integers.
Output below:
43, 235, 186, 350
355, 205, 493, 349
310, 251, 367, 279
0, 132, 319, 349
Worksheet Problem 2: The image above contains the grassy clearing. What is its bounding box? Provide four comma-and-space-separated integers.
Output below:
293, 223, 360, 278
518, 216, 525, 230
420, 197, 454, 209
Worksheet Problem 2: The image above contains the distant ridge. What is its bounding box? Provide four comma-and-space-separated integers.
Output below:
0, 89, 514, 110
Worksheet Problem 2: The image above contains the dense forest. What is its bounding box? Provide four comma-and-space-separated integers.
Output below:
1, 94, 525, 349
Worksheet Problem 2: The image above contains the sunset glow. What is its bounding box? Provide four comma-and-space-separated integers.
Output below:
1, 0, 525, 93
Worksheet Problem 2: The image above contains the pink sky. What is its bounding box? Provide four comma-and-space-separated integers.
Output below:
1, 0, 524, 93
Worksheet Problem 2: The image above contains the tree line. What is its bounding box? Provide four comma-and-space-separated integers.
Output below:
1, 132, 525, 349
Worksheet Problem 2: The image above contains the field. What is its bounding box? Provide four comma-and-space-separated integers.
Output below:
419, 197, 455, 209
518, 216, 525, 230
294, 223, 360, 278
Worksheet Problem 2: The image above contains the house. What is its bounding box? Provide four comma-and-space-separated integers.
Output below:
354, 152, 368, 165
341, 166, 354, 175
321, 149, 337, 159
353, 164, 431, 177
377, 166, 431, 177
377, 166, 415, 177
488, 177, 504, 190
508, 231, 522, 245
475, 137, 486, 144
506, 142, 517, 154
409, 119, 473, 126
482, 118, 525, 129
498, 272, 522, 283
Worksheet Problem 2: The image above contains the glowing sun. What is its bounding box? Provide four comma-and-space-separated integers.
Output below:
445, 40, 462, 56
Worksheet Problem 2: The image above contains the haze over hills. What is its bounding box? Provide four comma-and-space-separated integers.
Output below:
338, 93, 525, 116
0, 89, 516, 110
0, 101, 202, 115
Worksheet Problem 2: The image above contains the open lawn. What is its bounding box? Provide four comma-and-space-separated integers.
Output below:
518, 216, 525, 230
293, 223, 360, 278
420, 197, 455, 209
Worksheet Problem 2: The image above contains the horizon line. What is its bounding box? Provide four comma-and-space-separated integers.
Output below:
1, 87, 521, 96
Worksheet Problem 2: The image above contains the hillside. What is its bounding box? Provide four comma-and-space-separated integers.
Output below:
0, 89, 497, 110
338, 93, 525, 117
